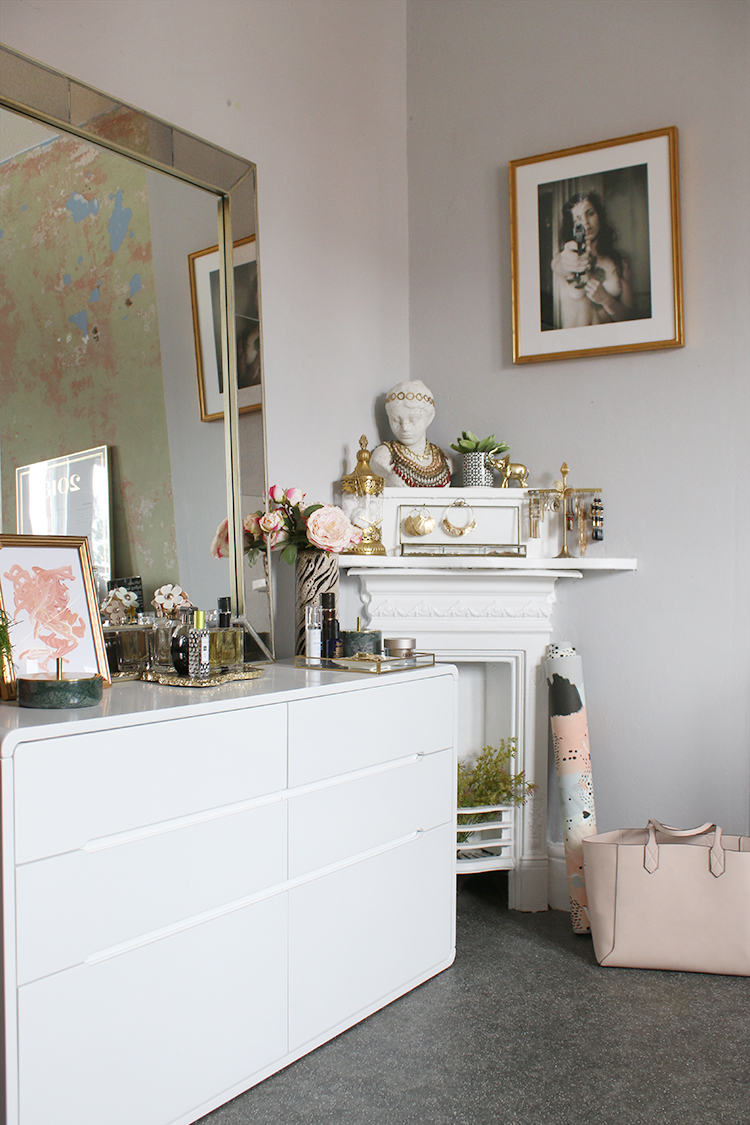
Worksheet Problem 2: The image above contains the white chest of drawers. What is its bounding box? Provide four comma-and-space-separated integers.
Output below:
0, 662, 457, 1125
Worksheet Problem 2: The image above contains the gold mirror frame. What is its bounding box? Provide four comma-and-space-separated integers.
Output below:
0, 44, 273, 659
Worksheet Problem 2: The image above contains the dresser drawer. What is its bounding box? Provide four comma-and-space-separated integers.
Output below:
18, 894, 288, 1125
288, 747, 454, 878
289, 822, 455, 1051
14, 704, 287, 863
16, 801, 287, 986
288, 674, 454, 786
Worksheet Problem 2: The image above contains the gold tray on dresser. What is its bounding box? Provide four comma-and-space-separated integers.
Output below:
140, 667, 264, 687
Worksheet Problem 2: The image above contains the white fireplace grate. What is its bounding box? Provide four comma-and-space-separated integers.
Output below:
456, 804, 515, 874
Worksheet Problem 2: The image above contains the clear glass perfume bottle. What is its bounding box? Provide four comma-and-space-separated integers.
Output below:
170, 606, 195, 676
209, 601, 244, 672
103, 624, 154, 673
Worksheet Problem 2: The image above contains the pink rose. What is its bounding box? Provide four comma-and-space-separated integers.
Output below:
211, 519, 229, 559
243, 512, 262, 539
268, 485, 285, 503
259, 510, 284, 537
306, 505, 358, 553
266, 526, 290, 549
285, 487, 305, 507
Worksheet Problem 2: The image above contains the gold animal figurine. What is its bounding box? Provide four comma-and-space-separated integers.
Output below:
487, 452, 529, 488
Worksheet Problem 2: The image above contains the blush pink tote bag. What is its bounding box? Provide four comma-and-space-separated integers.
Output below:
582, 820, 750, 975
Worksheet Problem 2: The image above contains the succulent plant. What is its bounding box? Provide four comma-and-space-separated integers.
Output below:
450, 431, 510, 456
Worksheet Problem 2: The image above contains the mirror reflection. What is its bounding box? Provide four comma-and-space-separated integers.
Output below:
0, 103, 270, 649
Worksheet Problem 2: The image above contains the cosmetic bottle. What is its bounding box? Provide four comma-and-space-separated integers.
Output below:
188, 609, 211, 679
209, 598, 244, 672
170, 606, 195, 676
320, 592, 342, 659
305, 604, 323, 660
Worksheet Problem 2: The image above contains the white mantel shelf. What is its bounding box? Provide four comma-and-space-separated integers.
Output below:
340, 556, 637, 572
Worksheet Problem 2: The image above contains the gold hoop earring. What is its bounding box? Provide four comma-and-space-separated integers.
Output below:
442, 499, 476, 537
404, 506, 436, 537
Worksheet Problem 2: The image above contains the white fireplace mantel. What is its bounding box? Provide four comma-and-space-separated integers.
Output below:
339, 553, 636, 912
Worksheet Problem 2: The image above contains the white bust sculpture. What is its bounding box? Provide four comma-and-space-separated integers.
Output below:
370, 380, 452, 488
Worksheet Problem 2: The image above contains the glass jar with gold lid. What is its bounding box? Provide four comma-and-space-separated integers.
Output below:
340, 436, 386, 555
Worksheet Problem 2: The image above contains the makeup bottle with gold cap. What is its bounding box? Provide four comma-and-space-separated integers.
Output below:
187, 610, 211, 679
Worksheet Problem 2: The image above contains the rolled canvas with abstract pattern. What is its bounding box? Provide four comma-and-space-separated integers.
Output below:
546, 643, 597, 934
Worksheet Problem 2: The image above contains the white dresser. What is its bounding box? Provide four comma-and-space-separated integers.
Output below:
0, 662, 457, 1125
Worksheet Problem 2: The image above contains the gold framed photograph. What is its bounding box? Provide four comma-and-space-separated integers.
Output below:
0, 534, 111, 699
510, 127, 683, 364
189, 233, 262, 422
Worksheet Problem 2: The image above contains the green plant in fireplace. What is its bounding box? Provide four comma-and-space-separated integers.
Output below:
457, 738, 537, 841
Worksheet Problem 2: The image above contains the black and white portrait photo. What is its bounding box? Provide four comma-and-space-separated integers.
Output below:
510, 128, 682, 363
538, 164, 652, 332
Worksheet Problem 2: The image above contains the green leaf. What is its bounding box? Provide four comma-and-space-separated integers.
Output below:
0, 606, 12, 664
457, 739, 537, 813
281, 543, 298, 565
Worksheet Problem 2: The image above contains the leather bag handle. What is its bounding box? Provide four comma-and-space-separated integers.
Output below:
644, 819, 725, 878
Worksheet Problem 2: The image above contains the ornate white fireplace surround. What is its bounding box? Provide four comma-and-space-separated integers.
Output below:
339, 487, 636, 913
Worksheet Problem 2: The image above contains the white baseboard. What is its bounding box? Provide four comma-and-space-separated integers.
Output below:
547, 840, 569, 912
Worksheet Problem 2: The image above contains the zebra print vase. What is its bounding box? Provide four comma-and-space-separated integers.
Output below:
294, 549, 340, 656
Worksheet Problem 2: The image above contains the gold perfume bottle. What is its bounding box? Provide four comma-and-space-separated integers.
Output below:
209, 601, 244, 672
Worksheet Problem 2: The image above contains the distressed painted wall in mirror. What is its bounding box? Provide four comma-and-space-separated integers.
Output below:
0, 45, 273, 658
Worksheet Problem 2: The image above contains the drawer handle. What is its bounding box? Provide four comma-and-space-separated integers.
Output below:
83, 830, 425, 966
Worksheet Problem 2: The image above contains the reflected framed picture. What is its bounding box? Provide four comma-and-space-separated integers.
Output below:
0, 534, 110, 699
510, 127, 683, 363
189, 233, 262, 422
15, 445, 112, 600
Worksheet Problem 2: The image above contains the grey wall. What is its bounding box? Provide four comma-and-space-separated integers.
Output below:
407, 0, 750, 833
147, 169, 232, 610
2, 0, 748, 833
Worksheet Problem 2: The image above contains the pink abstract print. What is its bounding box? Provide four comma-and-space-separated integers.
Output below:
3, 563, 86, 672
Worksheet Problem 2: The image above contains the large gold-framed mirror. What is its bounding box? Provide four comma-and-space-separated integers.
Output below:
0, 44, 274, 659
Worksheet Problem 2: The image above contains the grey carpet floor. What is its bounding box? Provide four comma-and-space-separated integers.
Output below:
198, 874, 750, 1125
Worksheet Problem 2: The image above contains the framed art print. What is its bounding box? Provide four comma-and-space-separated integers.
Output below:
0, 534, 110, 698
510, 127, 683, 363
189, 233, 262, 422
15, 445, 112, 598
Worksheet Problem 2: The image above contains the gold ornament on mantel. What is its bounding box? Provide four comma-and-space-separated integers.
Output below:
403, 506, 436, 537
528, 462, 602, 559
340, 436, 386, 555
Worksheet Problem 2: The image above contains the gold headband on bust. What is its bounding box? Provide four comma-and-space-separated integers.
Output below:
385, 390, 435, 408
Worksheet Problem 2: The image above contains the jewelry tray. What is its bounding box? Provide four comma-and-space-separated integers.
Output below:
294, 653, 435, 674
140, 667, 264, 687
400, 543, 527, 556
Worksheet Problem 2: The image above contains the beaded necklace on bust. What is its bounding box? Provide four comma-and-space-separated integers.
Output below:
383, 441, 451, 488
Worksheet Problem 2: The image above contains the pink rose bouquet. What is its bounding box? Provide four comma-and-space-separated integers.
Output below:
212, 487, 360, 566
